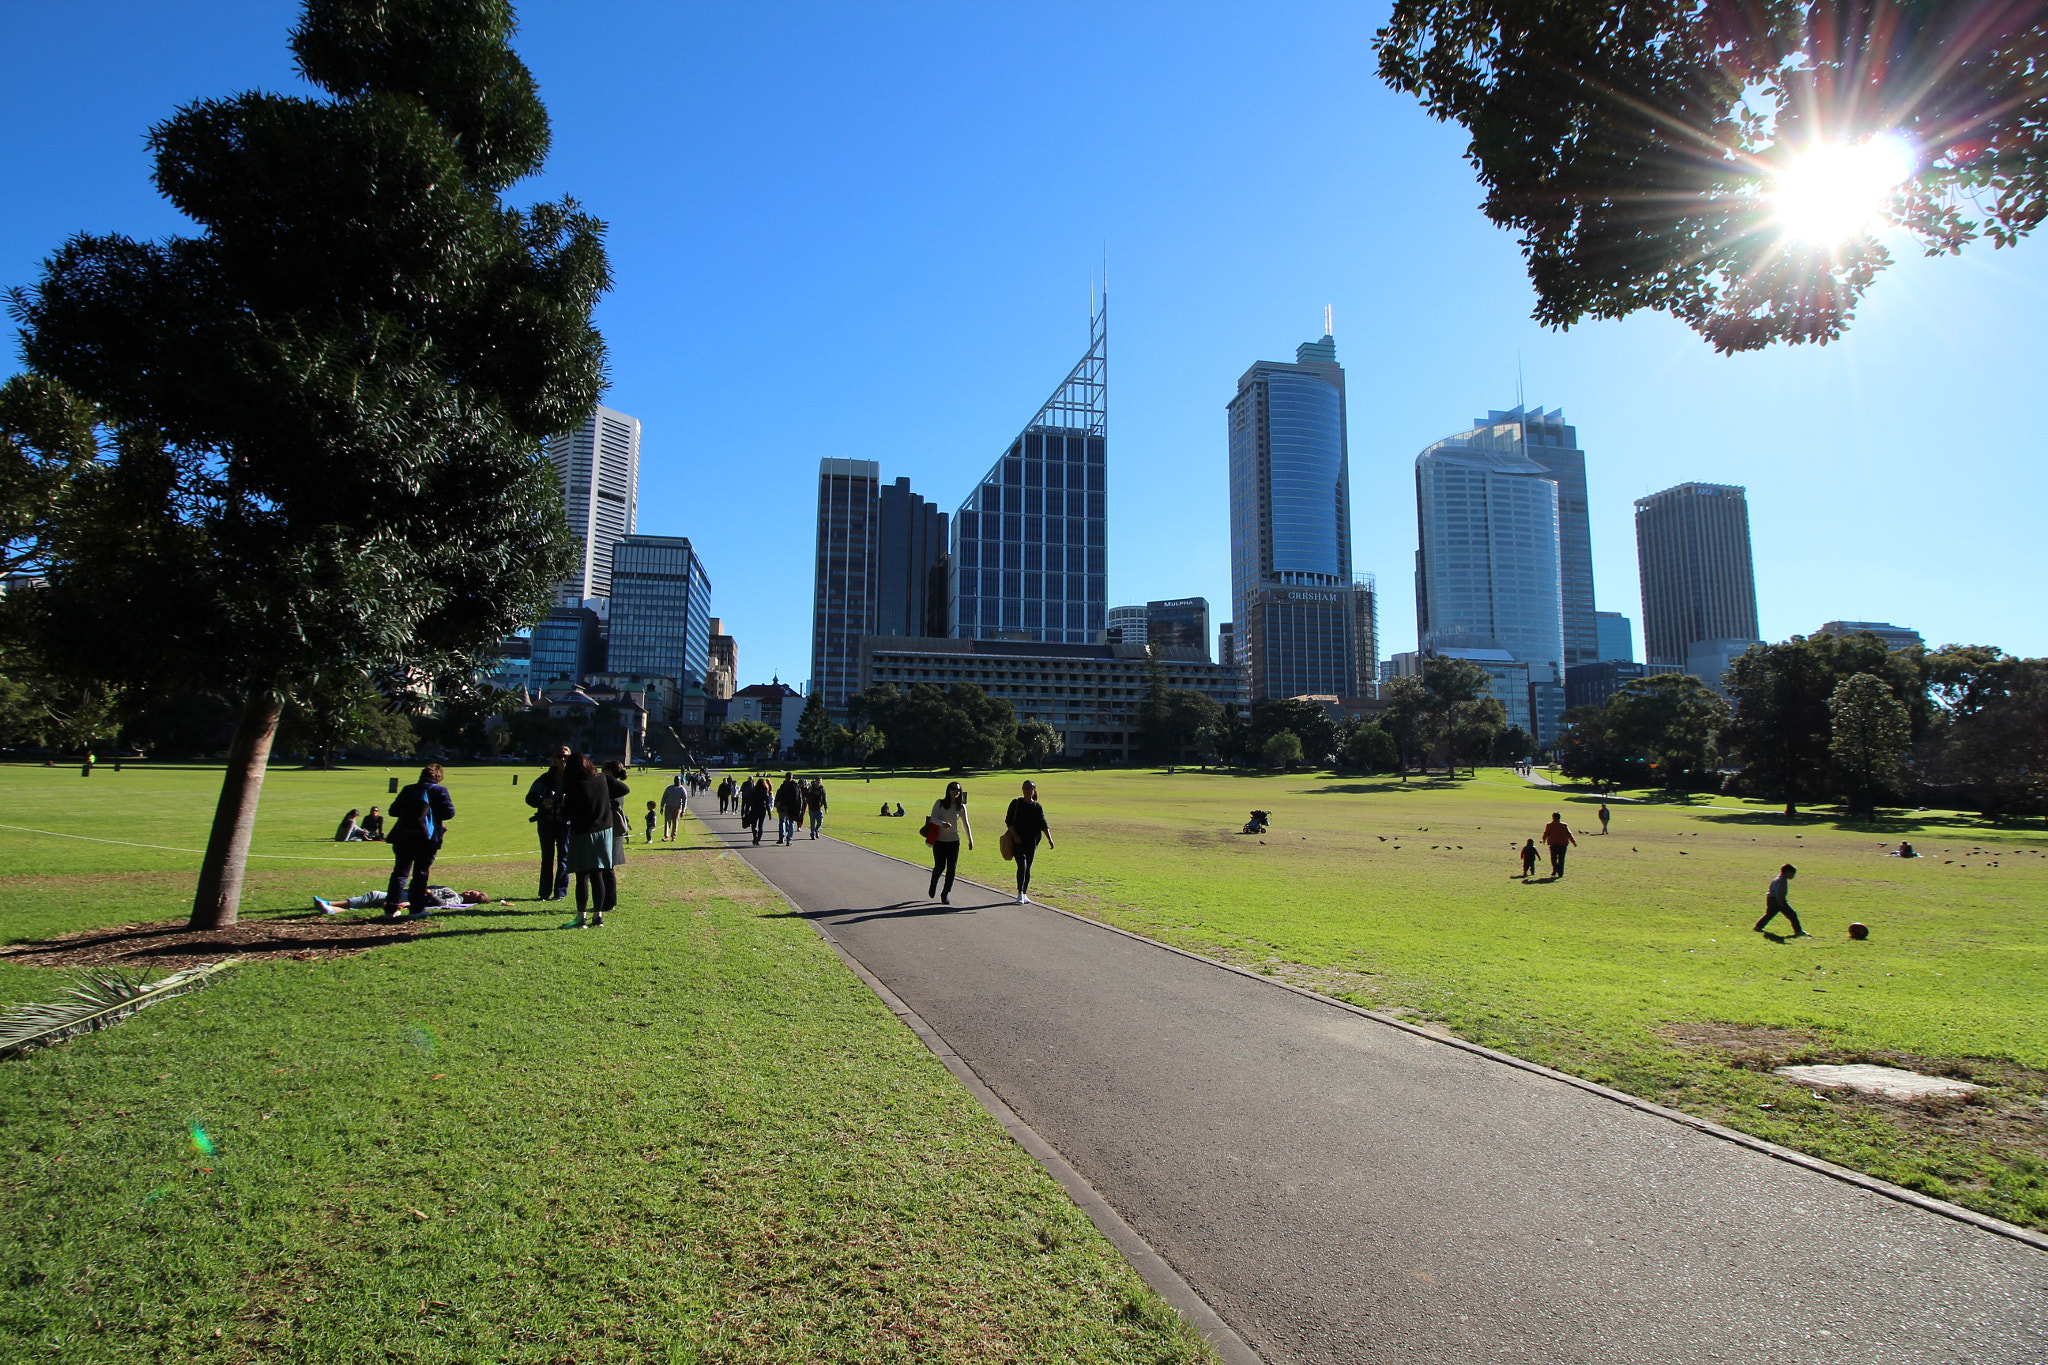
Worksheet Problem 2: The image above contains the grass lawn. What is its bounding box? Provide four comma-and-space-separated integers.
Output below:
0, 762, 1215, 1363
820, 764, 2048, 1231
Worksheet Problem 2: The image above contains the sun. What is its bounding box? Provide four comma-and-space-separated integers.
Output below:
1769, 134, 1918, 242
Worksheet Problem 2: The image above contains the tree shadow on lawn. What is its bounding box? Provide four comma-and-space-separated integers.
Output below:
1301, 779, 1462, 796
1693, 808, 2022, 836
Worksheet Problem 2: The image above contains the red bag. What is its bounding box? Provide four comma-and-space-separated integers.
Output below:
920, 819, 942, 846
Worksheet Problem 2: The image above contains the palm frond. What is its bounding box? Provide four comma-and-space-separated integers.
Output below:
0, 959, 237, 1058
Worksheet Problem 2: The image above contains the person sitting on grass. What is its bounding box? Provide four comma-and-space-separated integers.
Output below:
360, 805, 385, 840
1519, 839, 1538, 879
334, 808, 366, 842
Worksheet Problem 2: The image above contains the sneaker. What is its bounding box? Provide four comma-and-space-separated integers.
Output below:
313, 897, 340, 915
1017, 893, 1031, 905
590, 914, 605, 927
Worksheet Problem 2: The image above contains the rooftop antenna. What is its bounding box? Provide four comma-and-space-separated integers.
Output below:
1324, 303, 1333, 337
1516, 351, 1528, 457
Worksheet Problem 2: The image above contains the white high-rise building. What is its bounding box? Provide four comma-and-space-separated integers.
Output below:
550, 405, 641, 602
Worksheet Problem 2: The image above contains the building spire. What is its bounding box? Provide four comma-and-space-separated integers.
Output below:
1324, 303, 1333, 337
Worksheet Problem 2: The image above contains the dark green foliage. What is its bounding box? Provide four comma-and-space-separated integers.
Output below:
852, 682, 1018, 771
273, 675, 419, 766
720, 719, 780, 766
1830, 672, 1912, 818
1553, 704, 1649, 788
0, 374, 99, 576
1375, 1, 2048, 351
793, 691, 837, 765
1604, 673, 1731, 788
1248, 698, 1339, 767
1343, 721, 1400, 773
1487, 725, 1536, 766
1925, 654, 2048, 824
1016, 719, 1064, 767
1721, 632, 1927, 813
1140, 686, 1224, 765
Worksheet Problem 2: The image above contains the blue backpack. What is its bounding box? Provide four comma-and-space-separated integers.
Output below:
392, 783, 440, 842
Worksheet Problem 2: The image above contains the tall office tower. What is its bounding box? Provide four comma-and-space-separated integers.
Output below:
1147, 598, 1210, 658
1594, 610, 1635, 663
810, 459, 883, 719
706, 618, 737, 700
1497, 408, 1598, 667
1217, 621, 1238, 670
1106, 604, 1148, 646
1414, 417, 1566, 678
809, 461, 952, 718
549, 405, 641, 602
606, 535, 712, 686
950, 300, 1107, 643
1634, 483, 1759, 668
531, 605, 605, 686
878, 477, 950, 638
1229, 328, 1373, 699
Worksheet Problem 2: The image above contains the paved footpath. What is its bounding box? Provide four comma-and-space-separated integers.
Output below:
692, 799, 2046, 1365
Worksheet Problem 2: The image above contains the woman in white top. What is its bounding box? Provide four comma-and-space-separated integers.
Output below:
926, 781, 973, 904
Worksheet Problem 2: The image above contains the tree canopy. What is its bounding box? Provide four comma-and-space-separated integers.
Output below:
1375, 0, 2048, 351
8, 0, 607, 926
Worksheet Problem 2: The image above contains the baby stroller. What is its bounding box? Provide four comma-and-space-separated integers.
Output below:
1243, 809, 1271, 834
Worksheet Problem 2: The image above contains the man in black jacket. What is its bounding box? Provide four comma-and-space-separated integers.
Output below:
525, 745, 572, 900
386, 764, 457, 920
774, 773, 804, 845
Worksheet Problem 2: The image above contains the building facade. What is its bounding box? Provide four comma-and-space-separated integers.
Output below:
706, 619, 736, 701
1505, 408, 1598, 668
1414, 424, 1565, 692
1634, 482, 1760, 669
950, 301, 1108, 644
1594, 610, 1635, 663
857, 635, 1245, 763
1106, 604, 1149, 647
1565, 660, 1647, 711
1217, 621, 1238, 670
1228, 330, 1374, 700
727, 682, 804, 757
809, 459, 883, 718
1146, 598, 1210, 659
530, 605, 604, 686
1813, 620, 1923, 651
605, 535, 711, 689
549, 405, 641, 603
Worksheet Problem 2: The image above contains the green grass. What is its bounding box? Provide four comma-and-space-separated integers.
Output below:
821, 764, 2048, 1230
0, 763, 1215, 1363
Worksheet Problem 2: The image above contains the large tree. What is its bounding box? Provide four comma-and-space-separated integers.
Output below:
1829, 672, 1911, 817
10, 0, 605, 927
1604, 673, 1731, 789
1722, 632, 1927, 813
1376, 0, 2048, 351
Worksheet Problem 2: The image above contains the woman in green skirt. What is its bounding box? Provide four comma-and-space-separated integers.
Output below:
562, 751, 618, 927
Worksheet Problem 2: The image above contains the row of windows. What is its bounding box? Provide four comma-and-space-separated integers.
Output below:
956, 598, 1103, 629
970, 484, 1106, 517
960, 542, 1105, 574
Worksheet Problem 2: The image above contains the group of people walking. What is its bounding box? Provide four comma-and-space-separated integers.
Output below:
920, 780, 1053, 906
525, 746, 633, 927
727, 773, 828, 845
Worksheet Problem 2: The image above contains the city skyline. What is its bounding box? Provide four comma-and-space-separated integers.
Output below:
3, 3, 2043, 691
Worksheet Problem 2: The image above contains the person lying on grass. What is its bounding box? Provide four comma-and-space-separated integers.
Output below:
313, 887, 491, 916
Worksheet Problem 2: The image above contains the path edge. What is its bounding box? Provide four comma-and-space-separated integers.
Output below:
839, 836, 2048, 1257
702, 812, 1265, 1365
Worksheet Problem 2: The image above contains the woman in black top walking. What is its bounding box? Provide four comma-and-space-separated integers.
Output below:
561, 751, 618, 928
1004, 780, 1053, 904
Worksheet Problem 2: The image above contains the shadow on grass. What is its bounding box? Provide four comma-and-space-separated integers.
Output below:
1693, 808, 2029, 836
1301, 779, 1462, 796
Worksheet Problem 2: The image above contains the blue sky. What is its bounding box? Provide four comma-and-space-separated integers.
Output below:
6, 2, 2044, 688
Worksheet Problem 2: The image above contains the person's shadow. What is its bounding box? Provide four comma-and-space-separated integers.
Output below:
768, 900, 982, 925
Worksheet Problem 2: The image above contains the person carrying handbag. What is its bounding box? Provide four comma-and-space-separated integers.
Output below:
1002, 779, 1054, 904
924, 781, 972, 904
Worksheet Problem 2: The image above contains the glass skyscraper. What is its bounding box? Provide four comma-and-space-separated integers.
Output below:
1504, 408, 1598, 669
949, 301, 1107, 644
1634, 482, 1759, 668
1228, 330, 1375, 699
809, 461, 950, 718
549, 405, 641, 603
606, 535, 712, 687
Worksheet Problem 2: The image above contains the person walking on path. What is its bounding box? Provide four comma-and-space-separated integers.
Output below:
384, 764, 455, 920
1004, 780, 1054, 904
1597, 804, 1611, 835
562, 751, 618, 927
525, 745, 573, 900
774, 773, 804, 846
1519, 838, 1539, 879
1541, 811, 1577, 879
741, 775, 769, 845
661, 775, 687, 841
926, 781, 973, 903
804, 778, 827, 839
1754, 864, 1810, 938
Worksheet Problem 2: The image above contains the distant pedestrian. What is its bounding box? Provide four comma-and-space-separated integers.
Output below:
385, 764, 455, 919
525, 745, 573, 900
562, 751, 617, 928
1519, 838, 1538, 879
741, 775, 769, 844
1004, 780, 1053, 904
804, 778, 827, 839
774, 773, 804, 845
1754, 864, 1809, 938
1597, 804, 1611, 835
925, 781, 973, 903
661, 775, 687, 840
1541, 811, 1576, 879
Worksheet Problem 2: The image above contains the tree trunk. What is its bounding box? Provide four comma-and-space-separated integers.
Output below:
190, 692, 285, 930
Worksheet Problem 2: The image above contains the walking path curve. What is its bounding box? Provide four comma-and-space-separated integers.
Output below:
690, 797, 2046, 1365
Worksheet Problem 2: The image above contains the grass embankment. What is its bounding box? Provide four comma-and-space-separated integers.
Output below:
0, 763, 1214, 1363
824, 765, 2048, 1230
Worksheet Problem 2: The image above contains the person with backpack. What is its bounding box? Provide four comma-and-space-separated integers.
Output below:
562, 751, 618, 928
525, 745, 573, 900
774, 773, 804, 845
804, 778, 827, 839
384, 764, 455, 920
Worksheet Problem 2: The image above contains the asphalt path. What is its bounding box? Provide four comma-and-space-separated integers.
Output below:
691, 796, 2047, 1365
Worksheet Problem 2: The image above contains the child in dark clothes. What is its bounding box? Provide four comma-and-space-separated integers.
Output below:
1520, 838, 1539, 878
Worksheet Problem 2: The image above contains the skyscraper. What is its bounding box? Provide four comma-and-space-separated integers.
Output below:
1229, 328, 1374, 699
1594, 610, 1635, 663
1505, 408, 1597, 668
1634, 482, 1760, 669
949, 300, 1107, 644
549, 405, 641, 603
1146, 598, 1210, 659
606, 535, 712, 687
1106, 605, 1148, 646
808, 460, 950, 719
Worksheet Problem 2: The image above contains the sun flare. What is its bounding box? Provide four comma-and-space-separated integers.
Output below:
1769, 134, 1917, 242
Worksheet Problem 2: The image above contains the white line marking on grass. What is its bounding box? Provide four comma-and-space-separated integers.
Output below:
0, 824, 529, 861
